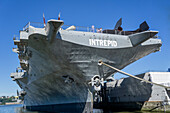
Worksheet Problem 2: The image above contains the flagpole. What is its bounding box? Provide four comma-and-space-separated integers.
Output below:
43, 13, 46, 27
58, 12, 60, 20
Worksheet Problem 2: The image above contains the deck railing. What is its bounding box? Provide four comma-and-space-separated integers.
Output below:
13, 35, 20, 40
21, 22, 160, 37
22, 22, 105, 33
61, 25, 132, 35
62, 25, 92, 32
23, 22, 45, 31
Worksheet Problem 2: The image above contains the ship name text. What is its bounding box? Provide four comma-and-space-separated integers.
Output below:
89, 39, 117, 47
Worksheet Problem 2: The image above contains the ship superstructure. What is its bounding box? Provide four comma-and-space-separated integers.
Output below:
11, 18, 162, 112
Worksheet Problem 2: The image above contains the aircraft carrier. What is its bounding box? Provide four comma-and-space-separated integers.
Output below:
10, 18, 162, 112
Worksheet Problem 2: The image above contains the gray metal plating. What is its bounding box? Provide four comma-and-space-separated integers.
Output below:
11, 19, 162, 112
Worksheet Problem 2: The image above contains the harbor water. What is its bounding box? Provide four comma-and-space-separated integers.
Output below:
0, 104, 160, 113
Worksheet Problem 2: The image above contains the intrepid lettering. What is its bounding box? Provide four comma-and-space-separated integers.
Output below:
89, 39, 117, 47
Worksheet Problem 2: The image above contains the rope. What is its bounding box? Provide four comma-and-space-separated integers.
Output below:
98, 60, 170, 89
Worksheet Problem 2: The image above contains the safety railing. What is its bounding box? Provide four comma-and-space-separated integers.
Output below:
23, 22, 45, 31
62, 25, 92, 32
13, 35, 20, 40
62, 25, 111, 33
22, 22, 134, 35
61, 25, 132, 35
21, 22, 159, 37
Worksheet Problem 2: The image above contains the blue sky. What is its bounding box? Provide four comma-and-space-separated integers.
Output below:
0, 0, 170, 96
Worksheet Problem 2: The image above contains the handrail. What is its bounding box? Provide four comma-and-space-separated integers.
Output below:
13, 35, 20, 40
23, 22, 44, 31
62, 25, 93, 32
62, 25, 136, 36
23, 22, 30, 31
21, 22, 160, 37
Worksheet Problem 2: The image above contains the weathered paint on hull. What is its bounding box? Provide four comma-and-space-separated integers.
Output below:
12, 20, 162, 112
18, 35, 161, 112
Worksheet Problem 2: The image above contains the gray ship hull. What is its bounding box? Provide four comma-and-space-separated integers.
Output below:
103, 72, 170, 112
21, 37, 160, 112
11, 20, 162, 112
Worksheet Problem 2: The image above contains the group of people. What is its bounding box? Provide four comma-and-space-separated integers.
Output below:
91, 25, 102, 33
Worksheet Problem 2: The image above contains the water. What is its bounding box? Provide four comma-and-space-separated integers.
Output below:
0, 104, 160, 113
0, 104, 38, 113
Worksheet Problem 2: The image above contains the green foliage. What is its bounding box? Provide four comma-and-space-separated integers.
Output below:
0, 97, 17, 105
